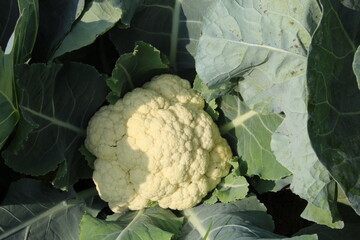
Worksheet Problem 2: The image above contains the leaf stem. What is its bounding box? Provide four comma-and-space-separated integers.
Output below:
182, 208, 208, 239
220, 111, 257, 134
116, 209, 145, 240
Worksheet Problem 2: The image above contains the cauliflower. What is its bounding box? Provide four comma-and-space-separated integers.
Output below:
85, 74, 232, 213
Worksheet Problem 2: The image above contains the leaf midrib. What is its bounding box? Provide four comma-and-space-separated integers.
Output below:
0, 201, 71, 239
183, 208, 210, 240
220, 110, 257, 134
22, 106, 85, 135
204, 35, 308, 61
116, 209, 145, 240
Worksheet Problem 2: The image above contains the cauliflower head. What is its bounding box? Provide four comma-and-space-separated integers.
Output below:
85, 74, 232, 213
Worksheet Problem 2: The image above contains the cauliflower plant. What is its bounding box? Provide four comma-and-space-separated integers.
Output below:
85, 74, 232, 213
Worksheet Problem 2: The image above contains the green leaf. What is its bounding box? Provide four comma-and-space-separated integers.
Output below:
31, 0, 85, 61
84, 194, 108, 218
300, 197, 342, 229
194, 74, 289, 181
250, 175, 293, 194
52, 150, 93, 189
0, 50, 19, 150
193, 76, 228, 121
0, 0, 39, 150
219, 94, 290, 180
0, 41, 15, 104
307, 0, 360, 215
2, 62, 107, 188
295, 204, 360, 240
79, 144, 97, 169
0, 93, 18, 150
8, 0, 39, 64
196, 0, 320, 87
180, 196, 317, 240
106, 41, 169, 103
109, 0, 213, 75
206, 158, 249, 203
339, 0, 360, 11
353, 45, 360, 89
80, 207, 183, 240
337, 185, 351, 206
52, 0, 133, 59
0, 178, 86, 240
195, 0, 342, 227
193, 75, 236, 102
0, 0, 39, 93
203, 99, 219, 122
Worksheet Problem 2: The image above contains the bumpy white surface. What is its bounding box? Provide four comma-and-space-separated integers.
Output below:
85, 74, 232, 213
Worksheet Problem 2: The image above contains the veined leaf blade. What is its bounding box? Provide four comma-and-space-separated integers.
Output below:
219, 94, 290, 180
109, 0, 213, 75
0, 0, 39, 150
0, 49, 19, 151
0, 179, 85, 240
106, 41, 169, 103
8, 0, 39, 64
80, 207, 183, 240
52, 0, 136, 59
307, 0, 360, 215
195, 0, 342, 227
31, 0, 85, 61
0, 92, 18, 150
3, 62, 107, 188
180, 196, 317, 240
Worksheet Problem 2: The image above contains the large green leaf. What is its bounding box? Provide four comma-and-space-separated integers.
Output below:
31, 0, 85, 61
0, 0, 39, 97
0, 0, 39, 106
353, 45, 360, 89
8, 0, 38, 64
219, 94, 290, 180
52, 0, 136, 59
307, 0, 360, 215
196, 0, 320, 87
0, 179, 86, 240
109, 0, 213, 75
179, 196, 317, 240
0, 0, 39, 150
195, 0, 342, 228
106, 41, 169, 103
79, 207, 183, 240
2, 62, 107, 188
193, 77, 289, 180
